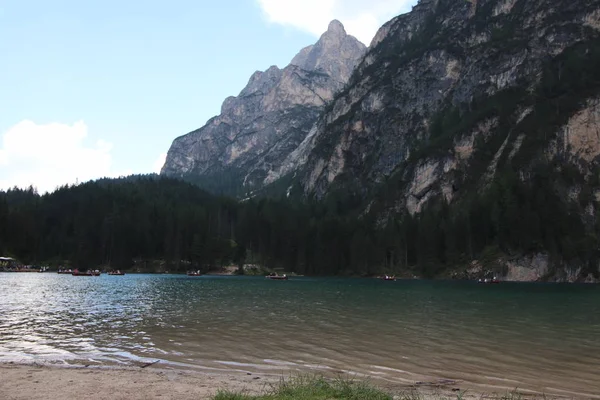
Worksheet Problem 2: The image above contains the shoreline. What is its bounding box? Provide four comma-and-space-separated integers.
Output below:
2, 269, 598, 284
0, 361, 576, 400
0, 361, 279, 400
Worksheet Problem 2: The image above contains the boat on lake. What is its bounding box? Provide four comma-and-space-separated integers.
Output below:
108, 270, 125, 275
266, 273, 288, 280
1, 258, 46, 273
187, 271, 202, 276
57, 269, 72, 274
381, 275, 396, 281
72, 269, 100, 276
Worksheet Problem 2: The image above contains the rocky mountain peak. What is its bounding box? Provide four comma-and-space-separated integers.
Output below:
161, 21, 366, 195
327, 19, 346, 35
290, 20, 365, 83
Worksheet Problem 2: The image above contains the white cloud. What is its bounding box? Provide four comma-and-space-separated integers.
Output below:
0, 120, 125, 194
153, 153, 167, 174
257, 0, 417, 44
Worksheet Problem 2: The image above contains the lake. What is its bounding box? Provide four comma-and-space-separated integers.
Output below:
1, 273, 599, 398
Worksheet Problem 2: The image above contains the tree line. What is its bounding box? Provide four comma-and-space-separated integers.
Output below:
0, 171, 597, 279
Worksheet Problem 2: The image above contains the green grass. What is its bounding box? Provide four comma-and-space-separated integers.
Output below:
213, 374, 550, 400
213, 375, 392, 400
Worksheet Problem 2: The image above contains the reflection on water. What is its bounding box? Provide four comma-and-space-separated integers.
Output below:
1, 274, 599, 397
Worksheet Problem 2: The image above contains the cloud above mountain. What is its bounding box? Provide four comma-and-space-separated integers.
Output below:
153, 153, 167, 174
0, 120, 129, 193
256, 0, 416, 44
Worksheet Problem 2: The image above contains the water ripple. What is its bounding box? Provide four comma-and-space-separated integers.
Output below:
1, 274, 599, 397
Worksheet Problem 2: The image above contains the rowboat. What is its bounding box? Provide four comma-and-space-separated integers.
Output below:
57, 269, 73, 274
187, 271, 202, 276
72, 269, 100, 276
266, 274, 288, 280
108, 270, 125, 275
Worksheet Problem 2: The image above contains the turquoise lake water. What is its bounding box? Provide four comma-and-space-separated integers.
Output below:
0, 273, 599, 397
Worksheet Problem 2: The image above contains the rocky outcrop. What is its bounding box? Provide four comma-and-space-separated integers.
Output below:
504, 254, 550, 282
563, 97, 600, 163
456, 253, 599, 283
161, 21, 365, 195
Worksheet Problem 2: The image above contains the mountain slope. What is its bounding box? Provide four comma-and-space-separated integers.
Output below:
262, 0, 600, 281
272, 0, 600, 207
161, 21, 365, 196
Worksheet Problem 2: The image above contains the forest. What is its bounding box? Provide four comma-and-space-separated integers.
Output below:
0, 171, 597, 279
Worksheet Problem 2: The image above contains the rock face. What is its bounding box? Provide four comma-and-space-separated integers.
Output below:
456, 253, 599, 283
161, 21, 366, 195
276, 0, 600, 204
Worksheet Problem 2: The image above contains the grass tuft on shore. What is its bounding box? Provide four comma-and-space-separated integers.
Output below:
213, 374, 392, 400
213, 374, 546, 400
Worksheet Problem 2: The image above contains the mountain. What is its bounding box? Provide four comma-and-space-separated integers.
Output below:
161, 21, 366, 196
265, 0, 600, 281
275, 0, 600, 202
157, 0, 600, 282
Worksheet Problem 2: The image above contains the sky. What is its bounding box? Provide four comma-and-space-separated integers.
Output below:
0, 0, 417, 193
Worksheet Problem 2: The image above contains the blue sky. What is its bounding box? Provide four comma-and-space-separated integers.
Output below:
0, 0, 416, 193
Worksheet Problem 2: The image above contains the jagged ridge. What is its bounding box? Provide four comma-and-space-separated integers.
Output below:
161, 21, 366, 196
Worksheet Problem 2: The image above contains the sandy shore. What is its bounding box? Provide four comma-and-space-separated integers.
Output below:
0, 362, 571, 400
0, 363, 279, 400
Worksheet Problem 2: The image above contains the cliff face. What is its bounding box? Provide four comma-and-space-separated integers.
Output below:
278, 0, 600, 206
161, 21, 365, 195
